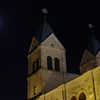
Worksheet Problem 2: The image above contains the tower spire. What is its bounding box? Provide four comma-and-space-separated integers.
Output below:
41, 8, 48, 19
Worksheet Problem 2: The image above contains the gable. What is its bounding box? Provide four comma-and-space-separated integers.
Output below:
96, 50, 100, 59
28, 37, 39, 53
80, 50, 94, 66
41, 33, 66, 51
96, 50, 100, 66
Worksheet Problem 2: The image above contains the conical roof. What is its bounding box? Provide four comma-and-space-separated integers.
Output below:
35, 19, 54, 42
86, 34, 100, 55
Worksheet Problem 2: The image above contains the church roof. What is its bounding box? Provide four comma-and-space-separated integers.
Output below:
86, 34, 100, 55
35, 19, 54, 42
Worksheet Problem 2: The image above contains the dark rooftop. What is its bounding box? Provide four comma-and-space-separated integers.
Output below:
35, 19, 54, 42
86, 34, 100, 55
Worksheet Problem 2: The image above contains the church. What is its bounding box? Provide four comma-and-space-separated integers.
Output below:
27, 9, 100, 100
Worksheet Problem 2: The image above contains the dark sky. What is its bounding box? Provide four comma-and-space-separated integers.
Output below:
0, 0, 100, 100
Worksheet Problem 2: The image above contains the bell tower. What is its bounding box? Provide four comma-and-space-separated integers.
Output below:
79, 24, 100, 74
27, 9, 67, 100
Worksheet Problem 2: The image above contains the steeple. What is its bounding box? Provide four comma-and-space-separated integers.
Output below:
35, 19, 54, 42
35, 8, 54, 42
28, 8, 54, 53
86, 33, 100, 55
86, 23, 100, 55
27, 9, 68, 100
79, 23, 100, 74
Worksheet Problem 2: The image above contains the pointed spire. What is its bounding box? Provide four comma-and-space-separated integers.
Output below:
34, 8, 54, 42
86, 24, 100, 55
35, 20, 54, 42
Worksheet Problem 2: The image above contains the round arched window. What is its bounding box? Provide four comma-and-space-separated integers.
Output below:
79, 92, 86, 100
54, 58, 60, 71
47, 56, 52, 70
71, 96, 77, 100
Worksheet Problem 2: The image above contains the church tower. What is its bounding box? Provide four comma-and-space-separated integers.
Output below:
79, 24, 100, 74
27, 9, 67, 100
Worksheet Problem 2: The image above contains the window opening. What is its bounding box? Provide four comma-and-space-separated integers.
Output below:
47, 56, 52, 70
71, 96, 77, 100
33, 61, 36, 73
34, 85, 37, 95
36, 58, 39, 70
51, 44, 53, 46
79, 92, 86, 100
55, 58, 60, 71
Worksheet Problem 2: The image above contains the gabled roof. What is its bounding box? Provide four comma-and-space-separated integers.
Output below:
86, 34, 100, 55
35, 19, 54, 42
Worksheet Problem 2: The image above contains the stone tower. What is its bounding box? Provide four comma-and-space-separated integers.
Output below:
27, 19, 68, 100
79, 33, 100, 74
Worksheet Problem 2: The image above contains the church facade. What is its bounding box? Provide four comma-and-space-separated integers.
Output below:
27, 18, 100, 100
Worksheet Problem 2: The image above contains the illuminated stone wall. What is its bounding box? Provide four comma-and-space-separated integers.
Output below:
27, 33, 100, 100
27, 69, 42, 99
27, 46, 41, 75
65, 70, 95, 100
41, 69, 67, 93
27, 33, 79, 99
38, 34, 79, 94
34, 66, 100, 100
93, 66, 100, 100
41, 33, 67, 72
37, 84, 65, 100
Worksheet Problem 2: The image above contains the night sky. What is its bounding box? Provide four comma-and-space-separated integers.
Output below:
0, 1, 100, 100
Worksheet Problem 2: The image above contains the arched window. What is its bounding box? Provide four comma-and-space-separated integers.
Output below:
79, 92, 86, 100
36, 58, 39, 70
47, 56, 52, 70
33, 61, 36, 73
71, 96, 77, 100
55, 58, 60, 71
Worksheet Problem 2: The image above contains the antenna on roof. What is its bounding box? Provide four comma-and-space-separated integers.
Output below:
41, 8, 48, 19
